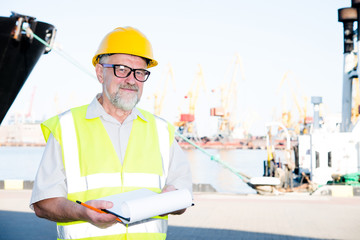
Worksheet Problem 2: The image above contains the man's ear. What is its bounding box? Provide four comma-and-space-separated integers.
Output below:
95, 64, 104, 83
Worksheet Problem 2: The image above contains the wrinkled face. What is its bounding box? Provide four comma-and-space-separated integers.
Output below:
95, 54, 147, 111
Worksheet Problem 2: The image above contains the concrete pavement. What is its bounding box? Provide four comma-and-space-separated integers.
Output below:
168, 193, 360, 240
0, 190, 359, 240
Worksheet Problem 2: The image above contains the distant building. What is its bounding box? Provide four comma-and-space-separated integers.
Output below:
0, 123, 45, 146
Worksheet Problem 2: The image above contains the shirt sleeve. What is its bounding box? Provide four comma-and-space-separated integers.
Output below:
29, 134, 67, 210
165, 139, 193, 196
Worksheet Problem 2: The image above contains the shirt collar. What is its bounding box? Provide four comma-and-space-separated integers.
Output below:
86, 93, 148, 123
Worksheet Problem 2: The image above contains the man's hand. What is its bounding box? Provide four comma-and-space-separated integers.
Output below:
161, 185, 177, 193
33, 197, 118, 229
81, 200, 118, 228
160, 185, 186, 216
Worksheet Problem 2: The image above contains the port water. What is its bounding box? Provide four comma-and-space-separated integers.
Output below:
0, 147, 273, 194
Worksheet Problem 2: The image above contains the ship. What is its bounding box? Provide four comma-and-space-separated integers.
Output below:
0, 12, 56, 125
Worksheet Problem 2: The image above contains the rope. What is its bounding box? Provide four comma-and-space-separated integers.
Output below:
175, 132, 245, 181
23, 26, 97, 80
25, 25, 247, 183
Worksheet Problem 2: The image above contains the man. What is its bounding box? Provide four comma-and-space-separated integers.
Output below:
269, 152, 277, 177
284, 148, 295, 191
30, 27, 192, 240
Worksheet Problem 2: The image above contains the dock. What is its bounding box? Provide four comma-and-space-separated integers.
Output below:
0, 190, 359, 240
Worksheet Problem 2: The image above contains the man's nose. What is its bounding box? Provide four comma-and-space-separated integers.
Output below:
124, 71, 137, 84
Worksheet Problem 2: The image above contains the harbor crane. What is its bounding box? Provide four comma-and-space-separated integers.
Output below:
211, 54, 244, 139
351, 77, 360, 123
292, 91, 310, 134
175, 64, 206, 139
153, 64, 175, 116
276, 70, 312, 135
25, 86, 37, 121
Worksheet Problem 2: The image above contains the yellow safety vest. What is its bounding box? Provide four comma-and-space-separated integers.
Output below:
41, 105, 174, 240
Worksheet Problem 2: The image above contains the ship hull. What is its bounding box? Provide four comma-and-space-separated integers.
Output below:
0, 14, 55, 124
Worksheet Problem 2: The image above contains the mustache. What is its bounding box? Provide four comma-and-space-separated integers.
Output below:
118, 83, 139, 91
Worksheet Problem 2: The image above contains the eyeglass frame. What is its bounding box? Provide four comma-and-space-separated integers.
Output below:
100, 63, 151, 82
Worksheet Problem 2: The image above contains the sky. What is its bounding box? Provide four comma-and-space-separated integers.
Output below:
1, 0, 353, 136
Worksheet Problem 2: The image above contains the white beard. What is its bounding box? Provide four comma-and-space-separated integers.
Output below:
104, 83, 140, 111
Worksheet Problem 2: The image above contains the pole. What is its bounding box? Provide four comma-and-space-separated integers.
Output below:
310, 133, 313, 181
311, 96, 322, 130
338, 7, 357, 132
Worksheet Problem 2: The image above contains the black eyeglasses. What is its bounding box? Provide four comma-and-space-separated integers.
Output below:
100, 64, 151, 82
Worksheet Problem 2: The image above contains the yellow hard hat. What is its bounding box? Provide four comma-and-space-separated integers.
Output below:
92, 27, 158, 68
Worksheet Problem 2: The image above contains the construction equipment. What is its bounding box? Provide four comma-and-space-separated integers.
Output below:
351, 77, 360, 123
153, 64, 175, 116
25, 86, 37, 121
277, 70, 312, 135
211, 54, 244, 139
276, 71, 294, 131
176, 64, 206, 139
292, 91, 310, 134
186, 64, 206, 117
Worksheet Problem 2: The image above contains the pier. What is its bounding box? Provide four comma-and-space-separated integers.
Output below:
1, 190, 359, 240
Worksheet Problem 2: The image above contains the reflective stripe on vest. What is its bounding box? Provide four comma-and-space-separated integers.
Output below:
155, 117, 170, 189
58, 218, 168, 239
59, 110, 170, 194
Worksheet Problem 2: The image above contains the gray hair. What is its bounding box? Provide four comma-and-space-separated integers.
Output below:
97, 54, 114, 64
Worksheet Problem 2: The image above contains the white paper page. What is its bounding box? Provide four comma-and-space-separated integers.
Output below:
121, 189, 192, 224
99, 189, 192, 224
99, 188, 156, 219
